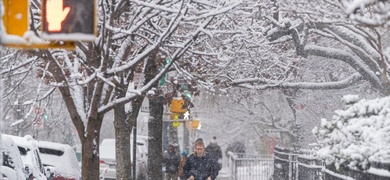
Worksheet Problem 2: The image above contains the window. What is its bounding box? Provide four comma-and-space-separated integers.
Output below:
17, 146, 28, 156
38, 147, 64, 156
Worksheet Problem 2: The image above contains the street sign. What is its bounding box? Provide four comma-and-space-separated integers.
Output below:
141, 106, 149, 112
2, 0, 28, 36
171, 98, 186, 113
41, 0, 96, 41
140, 98, 149, 113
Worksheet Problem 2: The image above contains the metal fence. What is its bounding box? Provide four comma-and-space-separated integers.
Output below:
273, 147, 390, 180
228, 152, 274, 180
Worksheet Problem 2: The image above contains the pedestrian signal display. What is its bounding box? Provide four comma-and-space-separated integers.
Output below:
41, 0, 96, 41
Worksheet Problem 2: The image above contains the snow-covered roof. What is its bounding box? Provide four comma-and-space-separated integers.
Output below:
35, 140, 81, 179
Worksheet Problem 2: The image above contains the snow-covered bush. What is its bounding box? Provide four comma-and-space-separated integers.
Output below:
312, 95, 390, 171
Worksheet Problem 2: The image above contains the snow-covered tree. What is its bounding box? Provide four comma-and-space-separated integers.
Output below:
0, 50, 75, 142
10, 0, 240, 179
344, 0, 390, 27
313, 95, 390, 171
261, 0, 390, 95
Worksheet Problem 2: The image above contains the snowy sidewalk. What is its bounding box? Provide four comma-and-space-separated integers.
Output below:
216, 165, 232, 180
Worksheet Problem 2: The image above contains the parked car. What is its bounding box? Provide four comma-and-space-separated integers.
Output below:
3, 134, 47, 180
99, 138, 147, 180
1, 134, 27, 180
35, 140, 81, 180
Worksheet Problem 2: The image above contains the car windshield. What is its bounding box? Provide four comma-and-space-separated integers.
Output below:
38, 147, 64, 156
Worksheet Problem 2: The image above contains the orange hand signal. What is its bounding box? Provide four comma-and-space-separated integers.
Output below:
46, 0, 71, 32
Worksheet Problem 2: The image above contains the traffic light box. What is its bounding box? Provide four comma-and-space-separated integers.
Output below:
1, 0, 95, 48
2, 0, 28, 36
41, 0, 96, 41
171, 98, 187, 113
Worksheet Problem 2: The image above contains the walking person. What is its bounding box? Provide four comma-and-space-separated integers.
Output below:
178, 150, 189, 180
163, 144, 181, 180
205, 136, 223, 171
183, 140, 219, 180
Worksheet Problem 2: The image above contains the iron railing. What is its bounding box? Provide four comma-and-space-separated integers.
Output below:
228, 152, 274, 180
273, 147, 390, 180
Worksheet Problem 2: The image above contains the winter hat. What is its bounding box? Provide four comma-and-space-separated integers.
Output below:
211, 136, 217, 144
181, 150, 188, 157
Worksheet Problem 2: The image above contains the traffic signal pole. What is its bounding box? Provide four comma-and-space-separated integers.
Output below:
183, 122, 189, 152
0, 79, 3, 170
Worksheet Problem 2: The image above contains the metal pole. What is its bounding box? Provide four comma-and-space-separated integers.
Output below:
183, 122, 189, 151
0, 1, 3, 172
0, 79, 3, 178
132, 127, 137, 180
288, 154, 292, 180
162, 116, 168, 151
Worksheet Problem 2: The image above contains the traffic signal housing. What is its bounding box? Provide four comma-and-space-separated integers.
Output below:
41, 0, 96, 41
171, 98, 187, 113
2, 0, 28, 36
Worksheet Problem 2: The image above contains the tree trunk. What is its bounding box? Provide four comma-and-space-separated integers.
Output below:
114, 94, 143, 180
81, 116, 103, 180
114, 98, 132, 179
147, 95, 164, 180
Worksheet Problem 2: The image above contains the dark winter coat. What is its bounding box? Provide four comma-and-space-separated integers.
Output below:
205, 143, 222, 170
226, 142, 245, 157
183, 153, 218, 180
205, 143, 222, 160
163, 151, 181, 174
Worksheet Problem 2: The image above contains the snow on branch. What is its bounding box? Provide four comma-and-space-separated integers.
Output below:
182, 1, 241, 21
345, 0, 390, 27
233, 73, 364, 90
305, 45, 383, 89
0, 57, 37, 75
130, 0, 179, 13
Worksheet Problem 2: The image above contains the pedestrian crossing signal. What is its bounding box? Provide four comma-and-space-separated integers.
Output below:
45, 0, 70, 32
41, 0, 96, 41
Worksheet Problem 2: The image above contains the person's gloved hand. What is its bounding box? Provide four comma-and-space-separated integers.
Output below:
188, 176, 195, 180
207, 177, 212, 180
